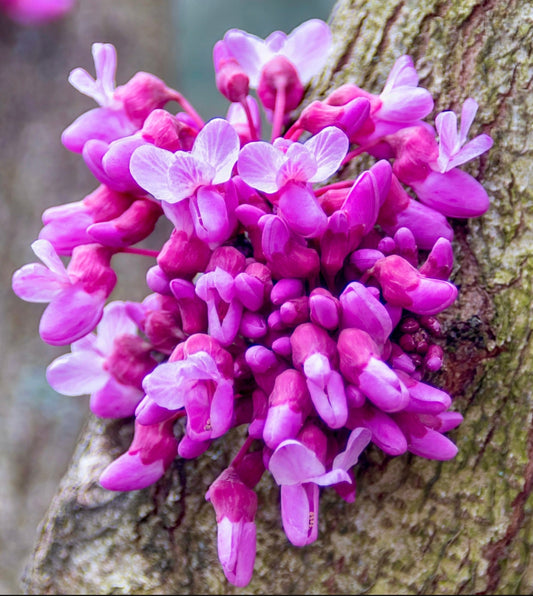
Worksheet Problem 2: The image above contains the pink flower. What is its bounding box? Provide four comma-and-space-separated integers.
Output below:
46, 301, 156, 418
130, 118, 240, 246
142, 334, 234, 442
269, 423, 370, 546
223, 19, 332, 98
206, 465, 260, 587
99, 418, 178, 491
389, 125, 491, 218
337, 327, 410, 413
12, 239, 116, 345
339, 281, 393, 352
370, 254, 458, 316
62, 43, 180, 155
238, 127, 349, 237
262, 368, 313, 449
290, 323, 348, 429
38, 185, 134, 255
325, 55, 434, 148
435, 98, 493, 173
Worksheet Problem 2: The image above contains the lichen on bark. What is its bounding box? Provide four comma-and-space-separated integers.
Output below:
22, 0, 533, 594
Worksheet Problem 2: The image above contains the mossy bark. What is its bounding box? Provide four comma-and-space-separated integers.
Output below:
21, 0, 533, 594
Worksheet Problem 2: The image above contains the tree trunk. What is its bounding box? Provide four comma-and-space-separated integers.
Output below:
21, 0, 533, 594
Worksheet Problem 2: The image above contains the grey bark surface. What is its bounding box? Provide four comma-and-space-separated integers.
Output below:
21, 0, 533, 594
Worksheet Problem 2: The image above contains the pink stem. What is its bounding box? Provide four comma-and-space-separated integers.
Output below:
120, 246, 160, 258
270, 84, 287, 142
240, 96, 259, 141
230, 435, 256, 469
314, 179, 354, 197
169, 90, 205, 129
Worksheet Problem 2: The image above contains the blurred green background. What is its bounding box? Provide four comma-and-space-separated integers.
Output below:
0, 1, 335, 593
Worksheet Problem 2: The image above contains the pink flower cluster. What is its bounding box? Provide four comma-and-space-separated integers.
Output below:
11, 19, 492, 587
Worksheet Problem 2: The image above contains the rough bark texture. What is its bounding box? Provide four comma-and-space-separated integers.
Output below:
21, 0, 533, 594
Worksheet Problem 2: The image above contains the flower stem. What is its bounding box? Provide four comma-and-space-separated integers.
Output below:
120, 247, 160, 258
240, 97, 259, 141
170, 90, 205, 129
270, 84, 287, 142
230, 435, 256, 469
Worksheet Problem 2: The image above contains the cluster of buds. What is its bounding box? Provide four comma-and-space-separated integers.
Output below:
12, 19, 492, 587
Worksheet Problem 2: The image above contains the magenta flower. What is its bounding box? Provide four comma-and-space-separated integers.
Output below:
324, 55, 434, 147
337, 327, 410, 413
238, 126, 349, 237
206, 465, 259, 587
339, 281, 393, 352
435, 98, 493, 173
223, 19, 332, 101
12, 239, 116, 345
390, 124, 491, 218
46, 301, 156, 418
291, 323, 348, 429
63, 43, 183, 156
99, 418, 178, 491
62, 43, 137, 152
130, 118, 240, 246
262, 368, 313, 449
370, 254, 458, 316
269, 424, 371, 546
38, 185, 134, 255
142, 334, 234, 442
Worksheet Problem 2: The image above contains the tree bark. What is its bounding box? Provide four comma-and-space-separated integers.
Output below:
21, 0, 533, 594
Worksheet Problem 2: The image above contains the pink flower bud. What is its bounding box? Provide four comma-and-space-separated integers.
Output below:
206, 466, 258, 587
338, 328, 409, 413
257, 55, 304, 112
309, 288, 340, 330
263, 368, 313, 449
371, 254, 458, 315
99, 419, 178, 491
88, 198, 162, 248
114, 71, 177, 127
213, 40, 250, 103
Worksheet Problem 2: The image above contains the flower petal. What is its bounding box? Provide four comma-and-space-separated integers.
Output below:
39, 286, 105, 346
11, 263, 66, 302
224, 29, 273, 87
99, 451, 166, 491
269, 439, 325, 485
238, 141, 285, 193
46, 350, 107, 395
281, 19, 332, 84
129, 144, 177, 202
142, 361, 185, 410
305, 126, 349, 182
192, 118, 240, 184
94, 300, 138, 354
89, 377, 144, 418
